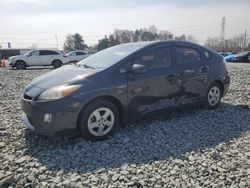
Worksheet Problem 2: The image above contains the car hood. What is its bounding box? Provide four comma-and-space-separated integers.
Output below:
30, 65, 99, 89
9, 55, 23, 60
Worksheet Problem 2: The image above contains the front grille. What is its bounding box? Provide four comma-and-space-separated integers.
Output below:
23, 94, 33, 100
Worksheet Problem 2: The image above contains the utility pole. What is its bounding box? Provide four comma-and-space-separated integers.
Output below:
55, 34, 59, 49
220, 17, 226, 51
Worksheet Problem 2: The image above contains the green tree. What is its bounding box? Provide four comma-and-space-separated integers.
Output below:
97, 35, 109, 51
141, 31, 155, 41
109, 35, 120, 47
63, 33, 88, 51
175, 34, 186, 41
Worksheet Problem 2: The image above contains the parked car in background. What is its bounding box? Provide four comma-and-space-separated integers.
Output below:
9, 49, 68, 69
21, 41, 230, 141
224, 53, 236, 62
232, 51, 250, 62
67, 50, 89, 63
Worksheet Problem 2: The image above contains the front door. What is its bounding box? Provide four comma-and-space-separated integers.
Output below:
27, 50, 41, 66
127, 45, 180, 117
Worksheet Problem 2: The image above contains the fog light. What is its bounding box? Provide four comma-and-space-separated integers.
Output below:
44, 113, 52, 123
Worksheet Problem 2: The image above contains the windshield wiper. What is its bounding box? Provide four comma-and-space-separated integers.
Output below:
80, 64, 96, 69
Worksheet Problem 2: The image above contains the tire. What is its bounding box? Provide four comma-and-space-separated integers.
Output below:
204, 82, 222, 109
15, 61, 26, 70
78, 99, 120, 141
52, 60, 62, 69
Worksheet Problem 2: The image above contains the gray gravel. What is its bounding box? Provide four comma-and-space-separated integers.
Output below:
0, 64, 250, 188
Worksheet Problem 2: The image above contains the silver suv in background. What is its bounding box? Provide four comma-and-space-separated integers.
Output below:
9, 49, 68, 69
67, 50, 89, 63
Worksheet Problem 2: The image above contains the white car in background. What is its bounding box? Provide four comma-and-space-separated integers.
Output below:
67, 50, 89, 63
8, 49, 68, 69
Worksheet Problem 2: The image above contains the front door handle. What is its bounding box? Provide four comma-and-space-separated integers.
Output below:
166, 74, 175, 79
166, 73, 181, 79
200, 66, 210, 73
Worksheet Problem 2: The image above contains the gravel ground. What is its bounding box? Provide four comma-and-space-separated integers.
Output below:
0, 63, 250, 188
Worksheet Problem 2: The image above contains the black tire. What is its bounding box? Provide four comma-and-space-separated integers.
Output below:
78, 99, 120, 141
52, 60, 62, 69
204, 82, 222, 109
15, 61, 26, 70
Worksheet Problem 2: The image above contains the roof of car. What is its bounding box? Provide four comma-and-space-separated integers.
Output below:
119, 40, 201, 47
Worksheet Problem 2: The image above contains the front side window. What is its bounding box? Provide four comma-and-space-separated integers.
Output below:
175, 46, 201, 65
69, 52, 77, 56
30, 51, 39, 56
134, 47, 172, 70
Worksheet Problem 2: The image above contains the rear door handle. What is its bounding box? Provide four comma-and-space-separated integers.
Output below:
200, 66, 210, 73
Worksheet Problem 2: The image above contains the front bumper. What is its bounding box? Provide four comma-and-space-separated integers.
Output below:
21, 96, 84, 137
22, 114, 35, 131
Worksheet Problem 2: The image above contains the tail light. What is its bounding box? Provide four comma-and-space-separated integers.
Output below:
63, 55, 68, 58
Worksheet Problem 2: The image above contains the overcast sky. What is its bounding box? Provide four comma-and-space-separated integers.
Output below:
0, 0, 250, 49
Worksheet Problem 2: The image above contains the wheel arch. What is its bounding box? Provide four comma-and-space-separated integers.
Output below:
76, 95, 124, 129
14, 60, 27, 67
213, 79, 225, 96
51, 59, 62, 65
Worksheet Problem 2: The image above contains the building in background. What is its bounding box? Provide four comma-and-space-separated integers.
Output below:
0, 48, 33, 59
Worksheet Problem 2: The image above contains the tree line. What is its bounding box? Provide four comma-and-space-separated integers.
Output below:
95, 25, 198, 51
63, 25, 250, 52
205, 33, 250, 52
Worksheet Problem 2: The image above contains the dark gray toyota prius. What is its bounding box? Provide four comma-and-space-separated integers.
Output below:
22, 41, 230, 141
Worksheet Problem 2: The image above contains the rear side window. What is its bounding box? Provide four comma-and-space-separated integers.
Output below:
40, 50, 59, 56
134, 46, 172, 70
204, 50, 211, 59
76, 52, 86, 55
175, 46, 201, 65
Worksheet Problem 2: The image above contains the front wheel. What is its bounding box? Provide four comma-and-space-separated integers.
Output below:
52, 60, 62, 69
15, 61, 26, 70
204, 82, 222, 109
78, 99, 120, 141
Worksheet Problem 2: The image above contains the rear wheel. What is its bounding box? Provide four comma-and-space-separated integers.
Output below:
78, 99, 119, 141
204, 82, 222, 109
15, 61, 26, 70
52, 60, 62, 69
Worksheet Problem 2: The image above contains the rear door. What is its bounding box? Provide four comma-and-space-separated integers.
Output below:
127, 45, 180, 116
172, 44, 209, 104
39, 50, 59, 65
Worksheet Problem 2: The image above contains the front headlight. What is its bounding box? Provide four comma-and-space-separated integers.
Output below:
37, 84, 81, 100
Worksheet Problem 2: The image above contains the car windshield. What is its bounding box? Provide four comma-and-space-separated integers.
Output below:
77, 43, 151, 69
24, 50, 34, 56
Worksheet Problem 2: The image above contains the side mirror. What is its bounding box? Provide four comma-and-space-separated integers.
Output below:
26, 54, 31, 57
131, 64, 147, 74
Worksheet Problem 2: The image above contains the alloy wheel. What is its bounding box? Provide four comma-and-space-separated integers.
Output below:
87, 107, 115, 137
208, 86, 221, 106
